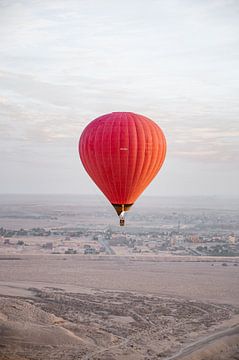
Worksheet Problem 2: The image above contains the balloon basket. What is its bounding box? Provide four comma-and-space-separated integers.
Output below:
120, 219, 125, 226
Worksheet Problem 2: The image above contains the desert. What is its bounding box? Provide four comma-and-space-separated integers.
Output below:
0, 195, 239, 359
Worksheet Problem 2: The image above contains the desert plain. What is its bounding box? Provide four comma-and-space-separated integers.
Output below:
0, 195, 238, 360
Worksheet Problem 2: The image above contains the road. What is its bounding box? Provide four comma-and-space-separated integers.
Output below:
98, 237, 115, 255
166, 324, 239, 359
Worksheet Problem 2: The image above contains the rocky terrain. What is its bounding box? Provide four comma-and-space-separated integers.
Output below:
0, 287, 238, 360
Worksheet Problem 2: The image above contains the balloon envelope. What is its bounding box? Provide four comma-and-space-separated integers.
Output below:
79, 112, 166, 215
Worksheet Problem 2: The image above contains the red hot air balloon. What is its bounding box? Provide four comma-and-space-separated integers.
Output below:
79, 112, 166, 226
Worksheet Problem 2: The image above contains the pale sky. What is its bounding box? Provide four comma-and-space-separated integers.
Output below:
0, 0, 239, 196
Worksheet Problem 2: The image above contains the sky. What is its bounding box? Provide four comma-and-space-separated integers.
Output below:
0, 0, 239, 197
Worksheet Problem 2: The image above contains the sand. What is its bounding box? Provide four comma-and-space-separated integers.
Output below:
0, 255, 239, 359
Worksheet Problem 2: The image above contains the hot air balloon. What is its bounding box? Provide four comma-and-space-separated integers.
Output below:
79, 112, 166, 226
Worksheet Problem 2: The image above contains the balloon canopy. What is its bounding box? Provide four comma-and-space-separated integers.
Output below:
79, 112, 166, 225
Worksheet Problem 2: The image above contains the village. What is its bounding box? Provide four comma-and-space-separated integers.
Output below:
1, 221, 239, 258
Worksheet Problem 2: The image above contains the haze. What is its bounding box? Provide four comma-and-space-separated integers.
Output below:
0, 0, 239, 196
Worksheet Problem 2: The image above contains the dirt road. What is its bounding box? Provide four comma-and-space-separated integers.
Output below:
166, 324, 239, 360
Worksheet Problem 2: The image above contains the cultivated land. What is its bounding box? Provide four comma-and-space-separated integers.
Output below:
0, 195, 239, 359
